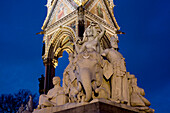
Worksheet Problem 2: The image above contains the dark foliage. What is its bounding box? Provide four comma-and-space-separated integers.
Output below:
0, 89, 38, 113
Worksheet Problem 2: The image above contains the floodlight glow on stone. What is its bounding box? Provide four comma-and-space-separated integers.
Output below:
73, 0, 89, 6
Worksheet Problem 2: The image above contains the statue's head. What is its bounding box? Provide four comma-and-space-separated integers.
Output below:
84, 22, 99, 38
85, 25, 93, 37
21, 104, 24, 107
29, 95, 32, 98
110, 36, 119, 49
131, 78, 137, 85
53, 76, 61, 85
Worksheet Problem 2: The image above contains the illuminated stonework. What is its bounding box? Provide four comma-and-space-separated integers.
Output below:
35, 1, 154, 113
73, 0, 89, 6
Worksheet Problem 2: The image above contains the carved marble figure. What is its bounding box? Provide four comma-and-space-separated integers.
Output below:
27, 95, 33, 112
17, 104, 25, 113
63, 53, 79, 103
74, 51, 104, 102
128, 74, 151, 107
17, 96, 33, 113
35, 22, 153, 113
101, 36, 128, 103
127, 73, 154, 112
37, 77, 68, 109
34, 0, 154, 112
76, 22, 105, 53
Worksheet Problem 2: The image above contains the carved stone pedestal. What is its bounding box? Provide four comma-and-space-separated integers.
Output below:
33, 99, 146, 113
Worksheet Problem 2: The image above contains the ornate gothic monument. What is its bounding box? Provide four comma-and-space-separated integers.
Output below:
34, 0, 154, 113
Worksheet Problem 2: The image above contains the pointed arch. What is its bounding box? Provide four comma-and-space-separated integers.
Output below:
46, 26, 76, 67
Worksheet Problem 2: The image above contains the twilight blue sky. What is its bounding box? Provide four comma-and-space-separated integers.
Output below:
0, 0, 170, 112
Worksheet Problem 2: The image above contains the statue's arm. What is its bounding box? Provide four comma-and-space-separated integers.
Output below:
46, 90, 54, 99
77, 36, 87, 44
97, 24, 105, 41
74, 42, 80, 53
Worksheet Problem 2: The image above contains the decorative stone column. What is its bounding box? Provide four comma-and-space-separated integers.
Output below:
43, 58, 55, 94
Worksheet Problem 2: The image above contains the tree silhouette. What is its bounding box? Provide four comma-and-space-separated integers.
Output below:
0, 89, 38, 113
0, 94, 16, 113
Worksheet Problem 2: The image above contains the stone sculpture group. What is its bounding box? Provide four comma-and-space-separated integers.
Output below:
17, 96, 33, 113
36, 22, 153, 112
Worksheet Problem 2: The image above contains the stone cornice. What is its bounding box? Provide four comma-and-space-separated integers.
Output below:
42, 0, 120, 31
44, 9, 117, 35
85, 10, 116, 34
103, 0, 120, 30
44, 10, 78, 33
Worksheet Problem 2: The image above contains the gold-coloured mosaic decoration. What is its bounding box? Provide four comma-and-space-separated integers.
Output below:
73, 0, 89, 6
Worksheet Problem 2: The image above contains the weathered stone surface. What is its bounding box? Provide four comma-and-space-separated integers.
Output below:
55, 102, 138, 113
33, 99, 143, 113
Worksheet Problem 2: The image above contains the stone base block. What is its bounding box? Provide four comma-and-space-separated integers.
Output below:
33, 99, 147, 113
